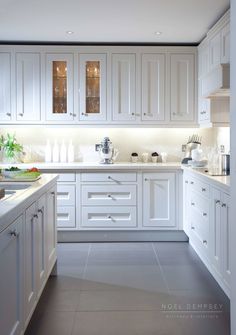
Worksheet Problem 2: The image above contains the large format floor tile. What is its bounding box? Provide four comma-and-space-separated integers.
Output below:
25, 242, 230, 335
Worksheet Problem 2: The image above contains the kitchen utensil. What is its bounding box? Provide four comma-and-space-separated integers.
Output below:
95, 137, 119, 164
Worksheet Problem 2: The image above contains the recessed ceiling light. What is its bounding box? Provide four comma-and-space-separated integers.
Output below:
66, 31, 74, 35
154, 31, 162, 36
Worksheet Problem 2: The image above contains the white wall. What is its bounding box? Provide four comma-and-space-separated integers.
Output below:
230, 1, 236, 334
0, 127, 221, 163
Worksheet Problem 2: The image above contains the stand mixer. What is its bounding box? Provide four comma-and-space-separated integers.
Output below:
181, 134, 202, 164
95, 137, 119, 164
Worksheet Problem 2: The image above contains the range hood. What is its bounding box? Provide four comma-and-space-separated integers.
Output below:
201, 64, 230, 98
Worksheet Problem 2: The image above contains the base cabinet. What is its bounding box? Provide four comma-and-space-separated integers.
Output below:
142, 173, 176, 228
0, 215, 23, 335
0, 182, 57, 335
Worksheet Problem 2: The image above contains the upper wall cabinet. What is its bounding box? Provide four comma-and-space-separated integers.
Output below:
221, 22, 230, 64
79, 54, 107, 122
16, 53, 41, 122
0, 53, 12, 121
170, 54, 195, 122
45, 53, 74, 122
112, 54, 136, 122
141, 54, 165, 122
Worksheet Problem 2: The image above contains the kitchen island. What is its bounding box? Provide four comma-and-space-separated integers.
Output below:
0, 174, 58, 335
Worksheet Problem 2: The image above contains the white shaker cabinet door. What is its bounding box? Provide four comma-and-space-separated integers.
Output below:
0, 53, 12, 121
221, 23, 230, 64
112, 54, 136, 122
46, 186, 57, 271
209, 32, 221, 70
16, 53, 41, 121
170, 54, 195, 122
143, 173, 176, 228
141, 54, 165, 121
221, 192, 231, 289
0, 215, 23, 335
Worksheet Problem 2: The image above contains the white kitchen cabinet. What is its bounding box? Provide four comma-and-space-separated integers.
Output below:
0, 53, 12, 121
57, 184, 76, 207
210, 188, 231, 290
45, 53, 74, 122
142, 172, 176, 228
112, 54, 136, 122
57, 206, 76, 229
0, 215, 23, 335
198, 96, 210, 123
221, 23, 230, 63
198, 43, 209, 79
16, 53, 41, 122
141, 54, 165, 121
24, 202, 37, 324
170, 54, 195, 122
79, 53, 107, 121
183, 174, 191, 236
46, 185, 57, 270
209, 32, 221, 70
35, 194, 47, 297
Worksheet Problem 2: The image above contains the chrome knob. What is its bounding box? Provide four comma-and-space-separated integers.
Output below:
191, 202, 195, 206
221, 203, 227, 207
202, 188, 206, 192
38, 208, 43, 214
203, 240, 207, 244
190, 181, 194, 185
107, 215, 112, 219
215, 200, 221, 204
6, 112, 11, 116
51, 191, 55, 195
10, 230, 19, 237
144, 178, 148, 181
191, 226, 195, 230
203, 213, 207, 216
18, 113, 24, 117
107, 194, 111, 198
33, 214, 38, 219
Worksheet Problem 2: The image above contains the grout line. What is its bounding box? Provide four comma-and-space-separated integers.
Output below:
82, 243, 92, 279
151, 243, 171, 294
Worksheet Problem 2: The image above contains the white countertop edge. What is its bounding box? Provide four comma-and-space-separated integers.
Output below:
0, 174, 58, 233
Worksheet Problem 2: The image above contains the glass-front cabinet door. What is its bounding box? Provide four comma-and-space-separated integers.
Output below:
45, 54, 74, 122
79, 54, 106, 121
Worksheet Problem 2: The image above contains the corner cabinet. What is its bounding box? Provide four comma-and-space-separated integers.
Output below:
141, 53, 166, 122
142, 172, 176, 228
79, 54, 107, 122
45, 53, 74, 122
111, 53, 136, 122
170, 53, 195, 122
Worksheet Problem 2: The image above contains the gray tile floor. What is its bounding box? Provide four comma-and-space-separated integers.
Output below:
25, 242, 230, 335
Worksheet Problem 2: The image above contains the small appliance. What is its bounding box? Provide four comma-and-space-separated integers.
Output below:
181, 134, 202, 164
95, 137, 119, 164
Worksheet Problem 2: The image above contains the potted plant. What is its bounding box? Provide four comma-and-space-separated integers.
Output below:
0, 134, 23, 163
151, 152, 159, 163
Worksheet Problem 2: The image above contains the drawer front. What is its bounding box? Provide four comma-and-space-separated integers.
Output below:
190, 177, 209, 198
81, 206, 137, 228
81, 185, 136, 206
190, 192, 210, 219
57, 173, 76, 182
57, 185, 76, 206
57, 206, 76, 228
81, 172, 137, 183
189, 209, 209, 251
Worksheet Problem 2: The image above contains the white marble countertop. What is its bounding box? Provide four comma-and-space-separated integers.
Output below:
0, 161, 182, 170
182, 165, 230, 192
0, 174, 58, 233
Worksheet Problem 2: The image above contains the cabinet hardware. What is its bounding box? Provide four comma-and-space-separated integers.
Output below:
131, 113, 135, 116
221, 203, 227, 207
190, 181, 194, 184
107, 215, 112, 219
18, 113, 24, 117
107, 194, 111, 198
33, 214, 38, 219
191, 202, 195, 206
82, 112, 88, 116
144, 113, 146, 116
215, 200, 221, 204
51, 191, 55, 195
203, 240, 207, 244
144, 178, 148, 181
200, 111, 206, 115
6, 112, 11, 116
202, 188, 206, 192
185, 180, 188, 184
191, 226, 195, 230
203, 213, 207, 216
9, 229, 19, 237
38, 208, 43, 214
107, 176, 118, 182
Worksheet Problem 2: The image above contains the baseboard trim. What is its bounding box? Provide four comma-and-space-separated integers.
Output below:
58, 230, 188, 242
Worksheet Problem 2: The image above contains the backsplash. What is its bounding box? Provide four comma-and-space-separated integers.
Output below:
0, 127, 229, 163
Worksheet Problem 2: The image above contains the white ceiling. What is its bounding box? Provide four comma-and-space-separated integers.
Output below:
0, 0, 230, 43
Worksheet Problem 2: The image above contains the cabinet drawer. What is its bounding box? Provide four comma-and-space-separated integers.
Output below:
190, 209, 209, 251
190, 192, 210, 219
57, 173, 76, 182
81, 206, 137, 228
81, 172, 136, 183
57, 206, 76, 228
81, 185, 136, 206
190, 177, 209, 198
57, 185, 76, 206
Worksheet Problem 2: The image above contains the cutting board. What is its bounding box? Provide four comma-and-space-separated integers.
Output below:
0, 176, 41, 182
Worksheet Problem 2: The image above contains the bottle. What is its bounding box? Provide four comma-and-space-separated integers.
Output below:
52, 140, 59, 163
45, 140, 52, 162
60, 140, 67, 163
68, 140, 74, 163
